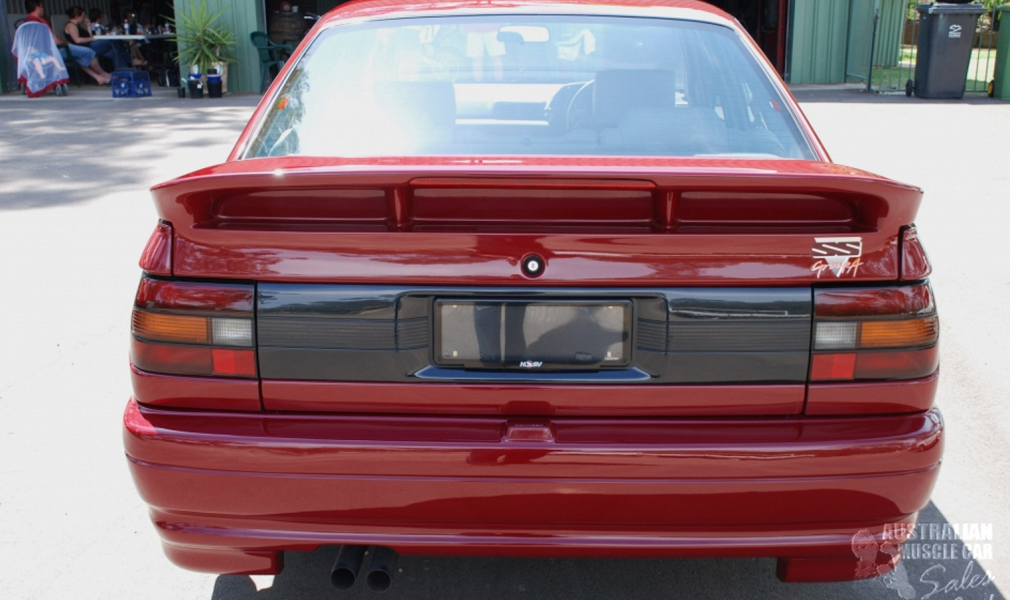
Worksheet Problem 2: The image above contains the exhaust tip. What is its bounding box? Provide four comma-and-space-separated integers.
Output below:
365, 546, 399, 593
366, 569, 393, 592
330, 545, 367, 590
330, 566, 358, 590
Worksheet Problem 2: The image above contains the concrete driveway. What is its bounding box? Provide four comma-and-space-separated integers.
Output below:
0, 85, 1006, 600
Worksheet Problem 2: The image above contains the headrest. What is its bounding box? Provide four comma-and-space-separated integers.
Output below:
592, 70, 677, 128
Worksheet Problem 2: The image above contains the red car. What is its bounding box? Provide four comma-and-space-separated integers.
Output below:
124, 0, 941, 590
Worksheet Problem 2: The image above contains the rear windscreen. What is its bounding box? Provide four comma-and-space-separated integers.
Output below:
244, 15, 816, 160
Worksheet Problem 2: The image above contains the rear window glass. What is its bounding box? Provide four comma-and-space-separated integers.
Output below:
244, 15, 816, 160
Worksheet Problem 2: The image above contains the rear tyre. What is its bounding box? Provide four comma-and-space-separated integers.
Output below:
989, 80, 995, 98
905, 79, 914, 97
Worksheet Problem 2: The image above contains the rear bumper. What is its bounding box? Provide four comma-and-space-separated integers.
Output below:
123, 399, 943, 581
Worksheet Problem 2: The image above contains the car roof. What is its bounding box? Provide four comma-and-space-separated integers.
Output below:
317, 0, 737, 28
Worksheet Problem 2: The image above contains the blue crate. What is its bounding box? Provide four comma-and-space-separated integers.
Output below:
111, 70, 152, 98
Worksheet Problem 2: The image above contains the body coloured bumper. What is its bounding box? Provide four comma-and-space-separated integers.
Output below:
123, 399, 942, 580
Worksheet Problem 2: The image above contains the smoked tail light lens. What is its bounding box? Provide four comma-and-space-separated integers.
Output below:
131, 276, 256, 378
812, 283, 938, 381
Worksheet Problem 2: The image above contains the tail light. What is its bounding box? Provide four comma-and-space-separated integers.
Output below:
811, 283, 938, 381
900, 226, 932, 281
139, 221, 173, 276
131, 276, 257, 378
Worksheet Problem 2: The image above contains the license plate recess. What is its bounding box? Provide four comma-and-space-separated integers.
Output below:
434, 300, 632, 370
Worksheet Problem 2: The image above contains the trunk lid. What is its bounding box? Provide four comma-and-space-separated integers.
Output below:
148, 157, 923, 417
153, 157, 921, 286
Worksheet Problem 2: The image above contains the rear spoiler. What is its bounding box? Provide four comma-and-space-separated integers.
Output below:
149, 157, 923, 285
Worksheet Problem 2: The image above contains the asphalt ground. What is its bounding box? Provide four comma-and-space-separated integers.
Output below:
0, 84, 1008, 600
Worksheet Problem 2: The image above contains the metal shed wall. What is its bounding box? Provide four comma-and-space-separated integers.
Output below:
875, 0, 906, 68
788, 0, 850, 84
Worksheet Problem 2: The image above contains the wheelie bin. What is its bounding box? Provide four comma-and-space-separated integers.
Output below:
909, 2, 987, 99
992, 5, 1010, 99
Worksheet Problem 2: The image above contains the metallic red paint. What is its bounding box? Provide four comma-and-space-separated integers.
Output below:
124, 400, 942, 578
806, 371, 939, 415
123, 0, 942, 583
261, 380, 806, 416
150, 160, 918, 286
130, 362, 261, 412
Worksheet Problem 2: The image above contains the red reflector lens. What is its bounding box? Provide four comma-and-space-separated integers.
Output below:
139, 221, 172, 276
810, 353, 856, 380
211, 349, 257, 376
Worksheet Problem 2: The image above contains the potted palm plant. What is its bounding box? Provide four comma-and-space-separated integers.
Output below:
170, 0, 236, 96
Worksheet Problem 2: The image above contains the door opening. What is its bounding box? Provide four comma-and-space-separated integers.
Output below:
705, 0, 789, 74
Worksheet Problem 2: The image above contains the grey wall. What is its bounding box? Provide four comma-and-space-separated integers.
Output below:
5, 0, 112, 17
0, 0, 14, 92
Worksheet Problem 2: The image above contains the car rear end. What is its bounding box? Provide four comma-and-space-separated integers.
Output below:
123, 0, 941, 585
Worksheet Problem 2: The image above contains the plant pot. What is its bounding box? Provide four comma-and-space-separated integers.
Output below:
211, 63, 229, 94
187, 78, 204, 99
207, 77, 223, 98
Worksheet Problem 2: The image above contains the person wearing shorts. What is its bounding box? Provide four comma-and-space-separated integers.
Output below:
465, 24, 505, 81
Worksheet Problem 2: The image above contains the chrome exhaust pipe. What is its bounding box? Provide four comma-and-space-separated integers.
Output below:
330, 545, 367, 590
365, 546, 399, 592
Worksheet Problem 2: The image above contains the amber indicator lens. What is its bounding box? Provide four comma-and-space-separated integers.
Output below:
132, 310, 210, 344
860, 316, 938, 349
814, 316, 938, 351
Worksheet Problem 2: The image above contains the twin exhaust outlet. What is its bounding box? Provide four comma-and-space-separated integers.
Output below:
331, 545, 399, 593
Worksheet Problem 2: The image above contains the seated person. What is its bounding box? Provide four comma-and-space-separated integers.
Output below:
87, 7, 104, 32
23, 0, 111, 84
87, 8, 149, 68
63, 6, 122, 69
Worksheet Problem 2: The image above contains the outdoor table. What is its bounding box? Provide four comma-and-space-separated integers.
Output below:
93, 34, 177, 77
92, 34, 177, 41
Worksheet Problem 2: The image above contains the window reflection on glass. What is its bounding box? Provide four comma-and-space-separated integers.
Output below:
246, 16, 814, 159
